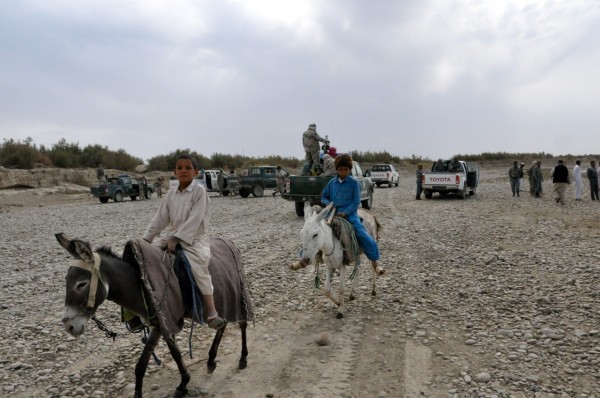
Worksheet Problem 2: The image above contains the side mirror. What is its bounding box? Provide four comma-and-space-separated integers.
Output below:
364, 171, 371, 177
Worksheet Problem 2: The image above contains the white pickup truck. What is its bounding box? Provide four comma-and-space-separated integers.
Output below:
169, 169, 231, 195
422, 160, 479, 199
366, 164, 400, 187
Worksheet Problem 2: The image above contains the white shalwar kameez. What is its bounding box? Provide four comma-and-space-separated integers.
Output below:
573, 164, 583, 200
143, 182, 213, 294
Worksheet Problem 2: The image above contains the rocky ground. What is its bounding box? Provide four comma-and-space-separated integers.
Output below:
0, 166, 598, 398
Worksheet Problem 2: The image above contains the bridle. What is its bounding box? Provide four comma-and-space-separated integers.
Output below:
66, 252, 119, 341
70, 252, 103, 310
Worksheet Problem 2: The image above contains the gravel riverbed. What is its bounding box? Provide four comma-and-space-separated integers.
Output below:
0, 166, 598, 398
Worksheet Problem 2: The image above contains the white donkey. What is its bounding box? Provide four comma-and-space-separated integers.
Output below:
294, 202, 382, 318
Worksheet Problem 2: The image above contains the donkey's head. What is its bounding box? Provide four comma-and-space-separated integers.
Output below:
56, 233, 109, 337
299, 202, 332, 264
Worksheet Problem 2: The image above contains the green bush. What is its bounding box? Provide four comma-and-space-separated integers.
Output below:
0, 138, 47, 169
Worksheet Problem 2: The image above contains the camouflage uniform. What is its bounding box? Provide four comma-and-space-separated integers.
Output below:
302, 123, 328, 175
508, 163, 521, 196
96, 165, 105, 182
416, 165, 424, 200
217, 171, 225, 195
527, 161, 536, 196
533, 162, 543, 197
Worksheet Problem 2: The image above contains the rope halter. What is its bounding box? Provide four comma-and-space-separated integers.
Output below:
70, 252, 103, 309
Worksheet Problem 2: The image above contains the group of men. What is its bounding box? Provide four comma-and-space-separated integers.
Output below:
510, 159, 600, 204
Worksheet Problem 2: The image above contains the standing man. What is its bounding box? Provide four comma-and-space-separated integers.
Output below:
527, 161, 536, 196
447, 158, 461, 172
533, 161, 543, 198
587, 160, 599, 201
273, 166, 289, 197
301, 123, 328, 176
573, 160, 583, 201
139, 176, 147, 200
434, 159, 445, 172
155, 176, 163, 198
416, 164, 424, 200
217, 170, 225, 196
96, 164, 105, 183
519, 162, 525, 192
550, 159, 570, 205
508, 161, 521, 197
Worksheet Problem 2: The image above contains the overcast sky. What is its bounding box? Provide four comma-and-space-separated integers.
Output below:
1, 0, 599, 162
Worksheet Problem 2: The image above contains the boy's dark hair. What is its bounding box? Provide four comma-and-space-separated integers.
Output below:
176, 154, 198, 170
335, 154, 353, 169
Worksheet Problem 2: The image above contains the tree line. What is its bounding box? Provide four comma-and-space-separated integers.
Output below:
0, 137, 414, 171
3, 137, 594, 172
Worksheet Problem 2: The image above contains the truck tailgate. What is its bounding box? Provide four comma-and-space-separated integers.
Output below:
90, 186, 107, 196
423, 174, 459, 185
283, 175, 333, 201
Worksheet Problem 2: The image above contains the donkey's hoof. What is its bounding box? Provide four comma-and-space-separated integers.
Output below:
371, 290, 377, 297
336, 312, 344, 319
349, 294, 356, 301
374, 266, 385, 275
207, 362, 217, 374
239, 359, 247, 370
173, 387, 188, 398
290, 260, 307, 270
182, 388, 201, 397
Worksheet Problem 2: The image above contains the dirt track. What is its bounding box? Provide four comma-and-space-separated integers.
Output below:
0, 166, 598, 397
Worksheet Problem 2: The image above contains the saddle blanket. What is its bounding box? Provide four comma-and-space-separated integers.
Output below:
123, 237, 254, 335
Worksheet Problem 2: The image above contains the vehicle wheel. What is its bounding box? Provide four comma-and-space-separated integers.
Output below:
99, 197, 109, 203
395, 178, 399, 187
130, 196, 137, 201
114, 191, 123, 202
469, 189, 476, 196
145, 190, 151, 199
222, 190, 230, 196
251, 185, 264, 197
295, 201, 305, 217
460, 187, 467, 199
424, 190, 432, 199
388, 181, 393, 188
361, 189, 373, 209
376, 183, 381, 187
239, 188, 250, 198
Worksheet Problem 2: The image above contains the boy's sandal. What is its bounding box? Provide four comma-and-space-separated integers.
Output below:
207, 316, 225, 330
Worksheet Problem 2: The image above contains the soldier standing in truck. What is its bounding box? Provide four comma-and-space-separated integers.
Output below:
96, 164, 105, 183
301, 123, 329, 176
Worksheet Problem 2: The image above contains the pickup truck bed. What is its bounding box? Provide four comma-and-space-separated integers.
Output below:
367, 164, 400, 187
282, 161, 373, 216
422, 160, 479, 199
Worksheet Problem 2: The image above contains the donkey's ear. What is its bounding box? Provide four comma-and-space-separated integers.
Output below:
303, 202, 313, 220
318, 203, 333, 220
55, 233, 94, 263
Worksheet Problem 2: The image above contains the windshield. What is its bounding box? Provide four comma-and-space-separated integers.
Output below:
372, 165, 390, 171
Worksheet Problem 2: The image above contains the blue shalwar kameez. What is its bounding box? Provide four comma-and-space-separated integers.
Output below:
321, 176, 380, 261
